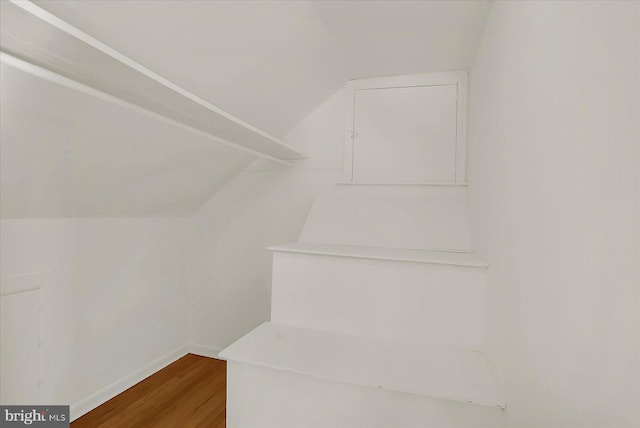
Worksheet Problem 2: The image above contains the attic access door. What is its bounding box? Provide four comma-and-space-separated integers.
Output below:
344, 72, 467, 184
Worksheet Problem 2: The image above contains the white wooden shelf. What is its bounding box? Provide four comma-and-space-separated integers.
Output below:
0, 0, 305, 164
268, 242, 488, 268
219, 322, 505, 408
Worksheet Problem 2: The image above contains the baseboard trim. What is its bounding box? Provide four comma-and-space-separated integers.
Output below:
188, 342, 226, 360
70, 345, 189, 421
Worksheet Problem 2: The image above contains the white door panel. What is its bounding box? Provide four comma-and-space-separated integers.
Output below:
353, 84, 458, 183
0, 289, 41, 404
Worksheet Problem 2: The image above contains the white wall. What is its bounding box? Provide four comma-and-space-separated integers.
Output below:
468, 2, 639, 427
0, 218, 190, 410
0, 46, 347, 414
187, 88, 346, 350
0, 61, 255, 219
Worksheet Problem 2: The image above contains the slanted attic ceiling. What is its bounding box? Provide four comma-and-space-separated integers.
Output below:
1, 0, 491, 218
31, 0, 492, 137
0, 62, 256, 218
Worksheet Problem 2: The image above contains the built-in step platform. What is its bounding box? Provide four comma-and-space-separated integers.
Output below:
222, 179, 499, 426
270, 242, 489, 347
220, 322, 505, 408
268, 242, 488, 267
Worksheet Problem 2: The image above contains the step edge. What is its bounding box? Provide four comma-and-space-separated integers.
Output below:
221, 352, 505, 409
267, 243, 489, 268
336, 182, 468, 187
220, 323, 505, 409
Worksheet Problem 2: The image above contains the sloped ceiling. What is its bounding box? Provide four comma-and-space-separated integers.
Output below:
1, 0, 491, 218
31, 0, 492, 137
0, 62, 255, 218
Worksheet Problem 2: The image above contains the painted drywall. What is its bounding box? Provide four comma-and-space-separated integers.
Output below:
187, 88, 346, 350
468, 2, 639, 427
33, 0, 490, 137
0, 218, 190, 410
1, 0, 490, 218
0, 61, 255, 218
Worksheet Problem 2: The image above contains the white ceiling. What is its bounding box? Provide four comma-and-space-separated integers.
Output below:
1, 0, 491, 218
0, 62, 255, 218
32, 0, 491, 137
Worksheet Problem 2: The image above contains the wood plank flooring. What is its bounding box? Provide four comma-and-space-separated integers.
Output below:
71, 354, 226, 428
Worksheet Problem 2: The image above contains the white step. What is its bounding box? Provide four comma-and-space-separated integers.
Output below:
299, 184, 472, 252
220, 323, 504, 406
226, 362, 504, 428
270, 243, 488, 348
220, 323, 504, 428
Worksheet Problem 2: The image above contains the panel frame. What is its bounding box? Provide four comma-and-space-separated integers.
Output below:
0, 274, 47, 404
343, 71, 468, 184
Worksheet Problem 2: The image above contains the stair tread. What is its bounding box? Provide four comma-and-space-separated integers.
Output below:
268, 242, 488, 267
336, 181, 468, 186
219, 322, 505, 408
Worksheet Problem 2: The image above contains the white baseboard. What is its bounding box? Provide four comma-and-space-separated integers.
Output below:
188, 342, 226, 360
70, 345, 189, 421
69, 342, 227, 421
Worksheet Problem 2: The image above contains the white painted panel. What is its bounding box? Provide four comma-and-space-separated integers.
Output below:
227, 362, 504, 428
1, 289, 41, 404
0, 218, 190, 411
271, 252, 486, 348
221, 323, 504, 408
353, 84, 457, 183
299, 185, 472, 251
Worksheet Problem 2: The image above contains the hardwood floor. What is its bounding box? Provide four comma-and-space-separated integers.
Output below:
72, 354, 226, 428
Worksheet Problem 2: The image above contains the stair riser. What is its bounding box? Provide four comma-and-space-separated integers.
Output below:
227, 362, 504, 428
299, 186, 472, 251
271, 252, 487, 348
